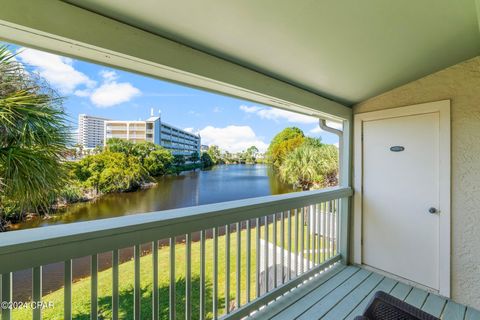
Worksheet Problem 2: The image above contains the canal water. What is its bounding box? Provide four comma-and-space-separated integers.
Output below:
11, 164, 295, 300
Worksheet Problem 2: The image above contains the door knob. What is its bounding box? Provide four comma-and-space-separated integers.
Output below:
428, 207, 438, 214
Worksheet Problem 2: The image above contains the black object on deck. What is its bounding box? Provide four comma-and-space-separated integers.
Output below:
354, 291, 440, 320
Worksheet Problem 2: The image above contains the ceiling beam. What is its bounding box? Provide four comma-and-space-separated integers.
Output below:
0, 0, 351, 121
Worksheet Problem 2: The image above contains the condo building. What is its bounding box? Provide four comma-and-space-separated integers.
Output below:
77, 114, 110, 148
104, 115, 200, 156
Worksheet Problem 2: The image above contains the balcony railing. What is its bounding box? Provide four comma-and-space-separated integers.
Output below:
0, 186, 352, 320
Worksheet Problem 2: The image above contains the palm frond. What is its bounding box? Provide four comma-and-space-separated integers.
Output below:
0, 44, 69, 217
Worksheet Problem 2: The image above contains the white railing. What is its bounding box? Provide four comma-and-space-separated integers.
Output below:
0, 187, 352, 320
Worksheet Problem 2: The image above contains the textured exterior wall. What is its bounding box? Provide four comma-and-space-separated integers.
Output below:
353, 56, 480, 309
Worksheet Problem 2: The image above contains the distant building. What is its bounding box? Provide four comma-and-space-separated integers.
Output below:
105, 114, 200, 156
77, 114, 110, 148
200, 145, 209, 152
160, 122, 201, 156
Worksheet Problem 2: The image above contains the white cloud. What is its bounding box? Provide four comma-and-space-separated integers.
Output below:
240, 105, 262, 113
90, 82, 140, 107
239, 105, 318, 124
83, 69, 141, 107
212, 106, 221, 113
16, 50, 140, 107
198, 125, 268, 153
73, 89, 91, 97
99, 70, 118, 82
184, 127, 194, 133
16, 48, 95, 94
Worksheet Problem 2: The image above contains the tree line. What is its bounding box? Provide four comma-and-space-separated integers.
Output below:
200, 145, 263, 166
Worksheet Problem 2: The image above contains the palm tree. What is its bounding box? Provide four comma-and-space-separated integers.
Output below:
0, 45, 69, 227
279, 144, 338, 190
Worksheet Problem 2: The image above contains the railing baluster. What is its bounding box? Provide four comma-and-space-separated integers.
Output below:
112, 250, 119, 320
246, 220, 251, 303
273, 214, 277, 288
32, 266, 42, 320
134, 245, 141, 320
306, 206, 310, 270
153, 241, 159, 320
264, 216, 269, 293
312, 204, 316, 267
330, 201, 333, 257
327, 201, 331, 260
200, 230, 206, 320
1, 272, 12, 320
322, 202, 326, 263
91, 254, 98, 320
330, 201, 334, 260
317, 204, 321, 265
325, 201, 329, 261
294, 208, 299, 277
64, 260, 72, 320
337, 199, 340, 255
287, 210, 292, 281
186, 234, 192, 320
280, 211, 285, 284
213, 228, 218, 319
300, 207, 304, 274
225, 224, 230, 314
334, 199, 338, 255
236, 222, 241, 309
255, 218, 260, 298
169, 238, 176, 320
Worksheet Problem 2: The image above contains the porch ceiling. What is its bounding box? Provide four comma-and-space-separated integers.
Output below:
65, 0, 480, 106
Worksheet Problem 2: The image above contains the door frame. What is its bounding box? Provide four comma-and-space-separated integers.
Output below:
353, 100, 451, 297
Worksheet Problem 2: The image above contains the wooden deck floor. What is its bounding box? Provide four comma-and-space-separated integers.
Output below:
249, 264, 480, 320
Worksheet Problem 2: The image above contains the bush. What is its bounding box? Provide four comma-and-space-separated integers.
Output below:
144, 149, 174, 176
279, 143, 338, 190
57, 183, 85, 203
73, 151, 149, 194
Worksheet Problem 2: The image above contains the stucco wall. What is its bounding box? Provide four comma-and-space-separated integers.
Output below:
353, 56, 480, 308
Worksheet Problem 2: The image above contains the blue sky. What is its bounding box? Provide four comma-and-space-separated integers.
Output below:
5, 42, 339, 152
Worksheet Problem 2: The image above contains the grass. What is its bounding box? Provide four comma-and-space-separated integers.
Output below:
12, 213, 336, 320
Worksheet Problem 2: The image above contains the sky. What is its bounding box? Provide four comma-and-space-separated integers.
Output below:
4, 42, 340, 152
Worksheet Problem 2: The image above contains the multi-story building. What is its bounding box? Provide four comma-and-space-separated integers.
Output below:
104, 115, 200, 156
77, 114, 110, 148
159, 122, 201, 156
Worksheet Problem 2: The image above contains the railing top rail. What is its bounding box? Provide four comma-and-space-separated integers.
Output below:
0, 186, 352, 273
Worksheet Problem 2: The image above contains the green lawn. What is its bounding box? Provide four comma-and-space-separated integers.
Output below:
12, 214, 335, 320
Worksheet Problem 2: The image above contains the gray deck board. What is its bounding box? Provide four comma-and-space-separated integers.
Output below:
322, 272, 383, 320
442, 300, 466, 320
390, 281, 413, 300
344, 276, 397, 320
246, 265, 479, 320
405, 287, 429, 308
270, 266, 359, 320
296, 269, 372, 319
248, 264, 346, 320
421, 293, 447, 317
465, 307, 480, 320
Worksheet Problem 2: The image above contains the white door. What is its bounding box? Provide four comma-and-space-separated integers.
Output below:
362, 112, 440, 290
